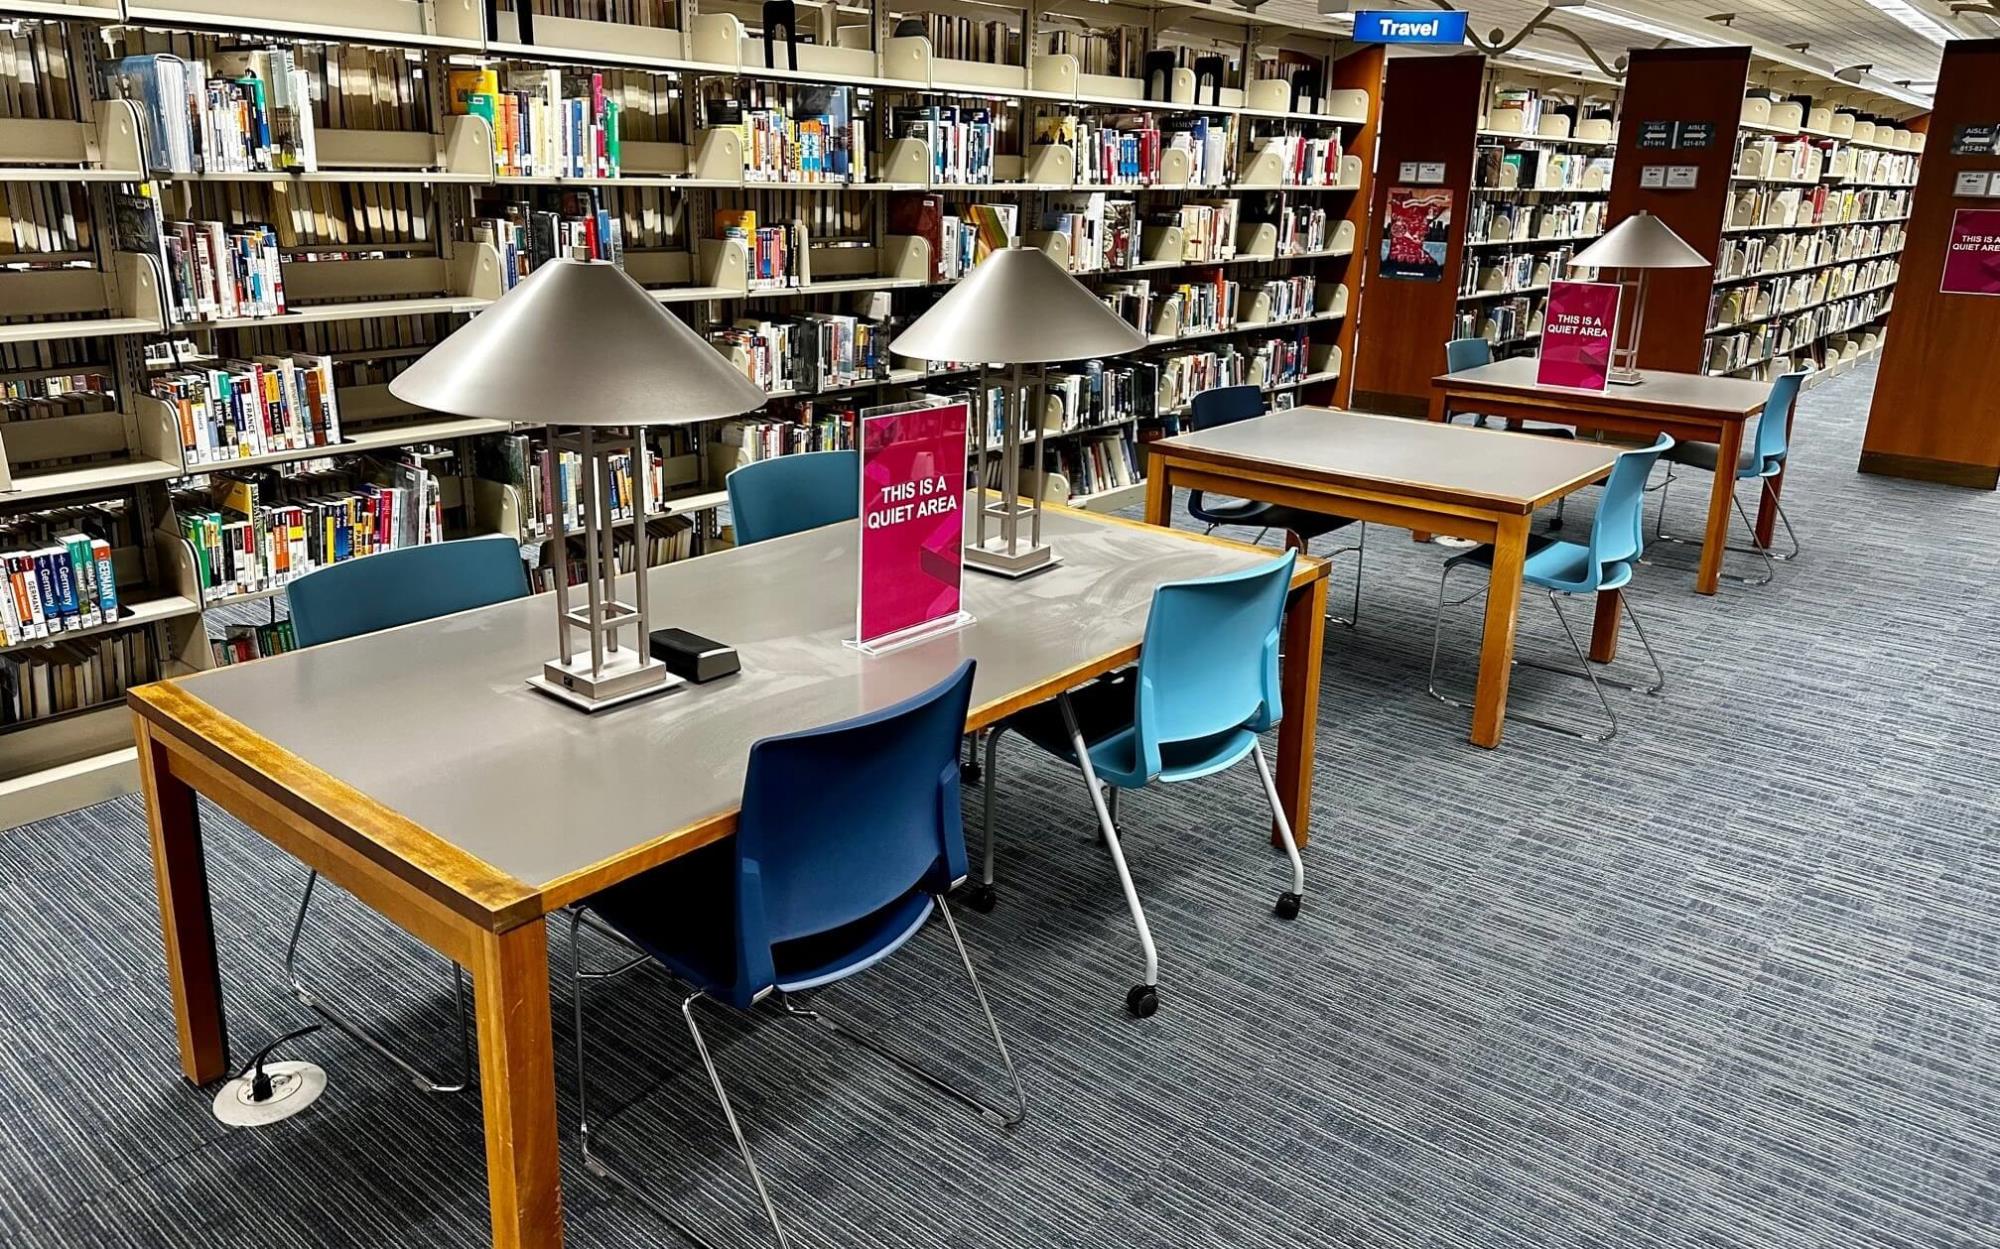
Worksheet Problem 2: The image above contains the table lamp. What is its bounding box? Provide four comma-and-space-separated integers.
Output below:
389, 258, 767, 711
890, 241, 1149, 577
1568, 211, 1711, 384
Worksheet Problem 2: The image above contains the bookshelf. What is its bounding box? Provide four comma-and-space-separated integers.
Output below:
0, 0, 1383, 825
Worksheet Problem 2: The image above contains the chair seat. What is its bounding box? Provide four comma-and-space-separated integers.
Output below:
1192, 500, 1356, 541
1521, 423, 1577, 439
1190, 497, 1274, 526
588, 840, 936, 1007
1442, 532, 1560, 571
1665, 433, 1767, 476
1000, 670, 1261, 789
1444, 534, 1630, 594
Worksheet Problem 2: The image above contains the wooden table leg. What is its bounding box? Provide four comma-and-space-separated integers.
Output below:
1426, 390, 1450, 424
1695, 421, 1744, 596
472, 920, 565, 1249
136, 718, 230, 1085
1143, 457, 1171, 527
1470, 515, 1530, 748
1589, 588, 1621, 664
1275, 573, 1329, 848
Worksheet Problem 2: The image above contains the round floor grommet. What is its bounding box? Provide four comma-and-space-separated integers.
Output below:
211, 1061, 327, 1128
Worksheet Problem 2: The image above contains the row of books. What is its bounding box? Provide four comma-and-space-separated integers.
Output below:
0, 498, 137, 555
1704, 287, 1893, 375
106, 49, 316, 174
1162, 271, 1240, 337
1254, 275, 1319, 324
1461, 248, 1573, 298
916, 14, 1020, 64
1707, 258, 1899, 331
709, 313, 890, 396
1475, 146, 1613, 191
1486, 88, 1612, 139
0, 630, 159, 727
1039, 195, 1140, 274
1721, 222, 1904, 278
0, 22, 89, 123
174, 463, 444, 603
1842, 147, 1918, 185
1251, 133, 1345, 187
1274, 205, 1331, 256
1454, 296, 1544, 346
529, 514, 703, 592
447, 66, 620, 180
1726, 185, 1911, 230
1038, 114, 1171, 187
1467, 199, 1605, 246
1154, 333, 1315, 414
885, 194, 1012, 282
211, 618, 298, 667
891, 106, 995, 186
724, 87, 864, 184
1, 183, 92, 255
711, 408, 858, 472
470, 191, 626, 289
1048, 431, 1141, 499
130, 213, 287, 324
472, 431, 678, 536
1042, 27, 1147, 79
1, 536, 120, 646
1174, 200, 1240, 263
1044, 361, 1155, 433
151, 355, 342, 466
714, 210, 799, 289
1, 373, 115, 429
1165, 115, 1233, 189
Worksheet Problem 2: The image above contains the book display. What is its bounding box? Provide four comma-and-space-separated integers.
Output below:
0, 0, 1381, 823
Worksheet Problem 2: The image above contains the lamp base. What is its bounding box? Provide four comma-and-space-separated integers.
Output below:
1608, 368, 1645, 386
531, 646, 680, 712
964, 537, 1061, 579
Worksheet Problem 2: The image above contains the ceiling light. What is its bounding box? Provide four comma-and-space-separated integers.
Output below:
1504, 47, 1596, 72
1860, 0, 1958, 43
1571, 3, 1730, 46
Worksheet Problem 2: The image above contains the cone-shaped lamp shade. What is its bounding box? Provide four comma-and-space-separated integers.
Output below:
1570, 211, 1711, 270
890, 245, 1151, 365
389, 258, 767, 426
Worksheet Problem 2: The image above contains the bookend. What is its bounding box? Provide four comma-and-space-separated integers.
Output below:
1144, 50, 1177, 102
763, 0, 799, 71
1193, 57, 1225, 107
1289, 67, 1322, 115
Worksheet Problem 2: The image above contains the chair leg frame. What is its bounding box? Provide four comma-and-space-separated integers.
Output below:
1250, 741, 1306, 902
1649, 467, 1799, 582
1058, 692, 1161, 998
1427, 566, 1634, 742
566, 899, 1021, 1249
282, 868, 472, 1094
1310, 524, 1366, 629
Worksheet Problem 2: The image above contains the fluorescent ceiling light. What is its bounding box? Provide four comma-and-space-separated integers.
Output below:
1504, 46, 1596, 71
1860, 0, 1957, 43
1570, 3, 1730, 46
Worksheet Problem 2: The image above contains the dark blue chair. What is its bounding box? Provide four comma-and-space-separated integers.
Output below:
727, 448, 859, 545
1651, 369, 1807, 585
975, 552, 1303, 1018
567, 659, 1023, 1246
1427, 435, 1674, 742
283, 533, 529, 1094
1184, 384, 1365, 626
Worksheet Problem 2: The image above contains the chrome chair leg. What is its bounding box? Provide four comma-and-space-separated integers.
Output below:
1760, 478, 1803, 561
1723, 489, 1776, 586
1427, 569, 1623, 741
1509, 591, 1619, 742
775, 897, 1026, 1128
284, 869, 471, 1094
1425, 559, 1490, 711
1250, 741, 1305, 918
967, 727, 1004, 912
1619, 594, 1667, 696
684, 992, 794, 1249
1320, 524, 1366, 628
1060, 692, 1160, 1018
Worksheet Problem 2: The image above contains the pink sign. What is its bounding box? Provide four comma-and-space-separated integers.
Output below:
1537, 280, 1621, 391
1941, 208, 2000, 297
856, 400, 969, 649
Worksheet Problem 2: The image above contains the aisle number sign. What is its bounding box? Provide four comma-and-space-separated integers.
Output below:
852, 399, 974, 653
1352, 10, 1468, 44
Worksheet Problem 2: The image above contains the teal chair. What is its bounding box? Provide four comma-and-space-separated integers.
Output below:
1427, 436, 1673, 742
284, 534, 529, 1092
973, 551, 1302, 1018
1650, 369, 1806, 586
727, 449, 859, 545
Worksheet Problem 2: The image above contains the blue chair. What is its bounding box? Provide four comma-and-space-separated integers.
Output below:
974, 551, 1302, 1018
1185, 384, 1365, 626
1427, 436, 1673, 742
727, 448, 859, 545
1650, 369, 1806, 585
567, 660, 1023, 1246
283, 534, 529, 1093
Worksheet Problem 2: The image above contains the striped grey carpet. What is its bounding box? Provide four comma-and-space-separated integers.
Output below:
2, 359, 1996, 1249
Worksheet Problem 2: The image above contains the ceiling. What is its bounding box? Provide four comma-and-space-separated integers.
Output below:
1240, 0, 1993, 110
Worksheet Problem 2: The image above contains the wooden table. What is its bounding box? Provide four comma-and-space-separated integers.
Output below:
127, 503, 1329, 1249
1144, 407, 1621, 749
1429, 357, 1771, 595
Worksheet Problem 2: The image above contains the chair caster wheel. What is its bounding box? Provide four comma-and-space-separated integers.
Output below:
965, 884, 997, 913
962, 759, 982, 785
1275, 891, 1302, 920
1126, 984, 1159, 1018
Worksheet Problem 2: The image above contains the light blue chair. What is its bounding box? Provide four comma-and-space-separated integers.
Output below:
567, 659, 1023, 1248
1651, 369, 1806, 585
283, 534, 530, 1093
1185, 384, 1365, 626
974, 551, 1302, 1018
726, 448, 859, 545
1427, 435, 1673, 742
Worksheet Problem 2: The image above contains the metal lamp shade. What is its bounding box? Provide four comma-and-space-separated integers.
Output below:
391, 258, 767, 710
889, 245, 1150, 365
388, 258, 766, 425
1569, 211, 1711, 271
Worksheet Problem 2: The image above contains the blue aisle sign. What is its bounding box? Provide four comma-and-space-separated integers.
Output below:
1353, 9, 1470, 44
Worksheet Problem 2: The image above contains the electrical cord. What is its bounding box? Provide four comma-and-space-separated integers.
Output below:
232, 1023, 323, 1103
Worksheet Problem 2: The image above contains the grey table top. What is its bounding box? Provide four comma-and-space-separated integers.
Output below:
1434, 356, 1771, 417
1150, 407, 1622, 512
172, 505, 1291, 890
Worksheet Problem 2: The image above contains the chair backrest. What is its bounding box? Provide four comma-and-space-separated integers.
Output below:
727, 449, 859, 545
1130, 550, 1296, 779
1189, 383, 1265, 432
731, 658, 977, 994
1588, 434, 1675, 574
1753, 370, 1807, 467
1446, 336, 1493, 374
286, 534, 529, 648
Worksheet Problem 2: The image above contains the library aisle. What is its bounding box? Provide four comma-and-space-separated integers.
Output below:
4, 359, 1995, 1249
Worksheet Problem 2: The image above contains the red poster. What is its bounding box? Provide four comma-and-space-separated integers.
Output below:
856, 400, 970, 651
1536, 280, 1621, 391
1941, 208, 2000, 297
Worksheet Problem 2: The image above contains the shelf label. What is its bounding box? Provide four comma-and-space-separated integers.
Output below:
855, 400, 969, 650
1417, 161, 1447, 184
1954, 170, 1999, 198
1951, 123, 1998, 156
1352, 10, 1468, 44
1941, 208, 2000, 297
1638, 122, 1675, 149
1640, 165, 1667, 189
1537, 280, 1621, 392
1666, 165, 1700, 189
